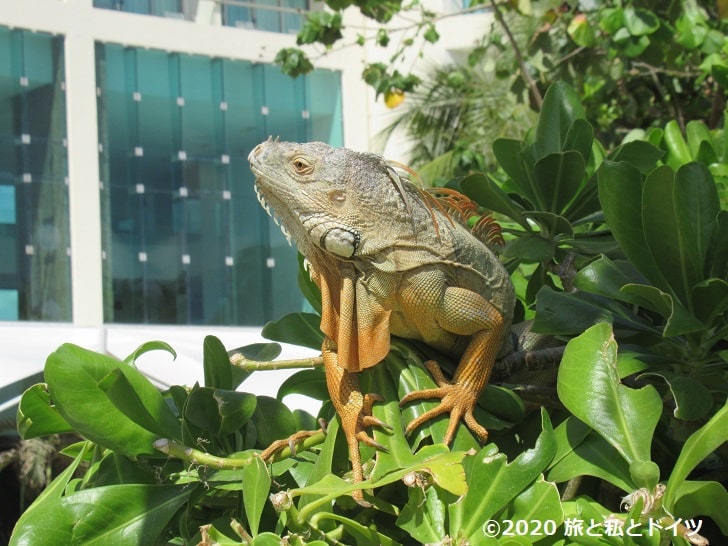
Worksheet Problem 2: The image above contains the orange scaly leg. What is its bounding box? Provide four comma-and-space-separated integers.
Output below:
323, 338, 389, 505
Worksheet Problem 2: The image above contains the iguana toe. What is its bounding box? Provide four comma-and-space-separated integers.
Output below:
260, 427, 325, 461
400, 361, 489, 445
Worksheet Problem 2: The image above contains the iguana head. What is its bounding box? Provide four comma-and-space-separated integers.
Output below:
248, 139, 414, 261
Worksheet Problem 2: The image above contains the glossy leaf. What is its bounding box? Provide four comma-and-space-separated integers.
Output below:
459, 172, 528, 227
122, 340, 176, 366
297, 252, 322, 314
276, 368, 328, 401
557, 323, 662, 475
533, 151, 586, 215
598, 160, 670, 292
9, 442, 93, 545
641, 371, 712, 421
619, 284, 704, 337
533, 286, 660, 337
262, 312, 324, 350
492, 138, 534, 205
243, 456, 270, 536
642, 163, 720, 306
548, 422, 635, 493
534, 81, 586, 159
449, 409, 555, 541
504, 477, 563, 529
184, 387, 257, 440
665, 398, 728, 509
10, 484, 191, 546
45, 344, 176, 456
204, 335, 233, 390
397, 486, 448, 543
672, 480, 728, 535
573, 257, 646, 302
503, 234, 555, 263
17, 383, 74, 439
97, 367, 181, 439
562, 118, 594, 162
691, 277, 728, 326
250, 395, 297, 448
623, 7, 660, 36
608, 139, 664, 174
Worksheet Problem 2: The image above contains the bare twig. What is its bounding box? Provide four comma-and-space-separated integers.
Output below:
489, 0, 543, 108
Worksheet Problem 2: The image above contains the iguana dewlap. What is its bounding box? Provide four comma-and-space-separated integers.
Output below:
248, 139, 515, 500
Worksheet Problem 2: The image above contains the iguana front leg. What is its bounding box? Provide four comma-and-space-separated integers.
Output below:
400, 286, 505, 444
322, 337, 388, 505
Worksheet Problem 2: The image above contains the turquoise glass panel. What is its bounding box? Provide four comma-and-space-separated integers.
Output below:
0, 26, 70, 321
96, 43, 343, 325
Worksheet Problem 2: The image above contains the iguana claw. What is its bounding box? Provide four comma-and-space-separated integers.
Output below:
400, 360, 489, 445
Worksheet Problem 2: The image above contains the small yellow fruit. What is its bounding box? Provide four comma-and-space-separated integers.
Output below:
384, 88, 405, 108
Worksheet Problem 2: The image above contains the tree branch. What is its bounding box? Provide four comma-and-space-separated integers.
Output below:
489, 0, 543, 109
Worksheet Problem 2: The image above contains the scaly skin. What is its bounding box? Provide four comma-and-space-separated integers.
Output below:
249, 139, 515, 503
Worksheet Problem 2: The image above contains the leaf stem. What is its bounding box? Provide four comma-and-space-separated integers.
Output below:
229, 354, 323, 371
153, 438, 256, 469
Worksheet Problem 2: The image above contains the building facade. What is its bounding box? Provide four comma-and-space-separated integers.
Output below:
0, 0, 489, 415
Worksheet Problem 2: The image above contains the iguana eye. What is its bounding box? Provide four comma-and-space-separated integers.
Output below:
291, 156, 314, 175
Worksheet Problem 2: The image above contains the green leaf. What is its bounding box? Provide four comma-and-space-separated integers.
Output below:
503, 477, 563, 528
672, 480, 728, 535
665, 398, 728, 509
17, 383, 74, 439
297, 252, 322, 314
250, 395, 297, 448
97, 367, 181, 440
574, 257, 646, 301
9, 442, 93, 546
641, 163, 720, 306
567, 14, 596, 47
397, 486, 448, 543
184, 387, 257, 441
548, 423, 635, 493
608, 140, 664, 175
122, 340, 176, 366
449, 409, 555, 541
262, 312, 324, 350
598, 160, 671, 292
277, 368, 328, 401
562, 118, 594, 163
503, 234, 555, 263
534, 82, 586, 160
618, 284, 704, 337
691, 278, 728, 325
492, 138, 537, 208
204, 335, 233, 390
243, 456, 271, 536
44, 344, 177, 456
641, 372, 712, 421
557, 323, 662, 473
10, 484, 191, 546
623, 7, 660, 36
533, 151, 586, 215
533, 286, 660, 337
459, 172, 528, 227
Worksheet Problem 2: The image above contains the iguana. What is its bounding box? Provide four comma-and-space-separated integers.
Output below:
248, 138, 549, 502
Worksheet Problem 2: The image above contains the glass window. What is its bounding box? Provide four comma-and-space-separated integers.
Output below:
96, 43, 343, 325
93, 0, 183, 17
0, 27, 71, 322
223, 0, 307, 33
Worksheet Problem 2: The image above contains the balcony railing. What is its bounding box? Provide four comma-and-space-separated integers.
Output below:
93, 0, 311, 34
